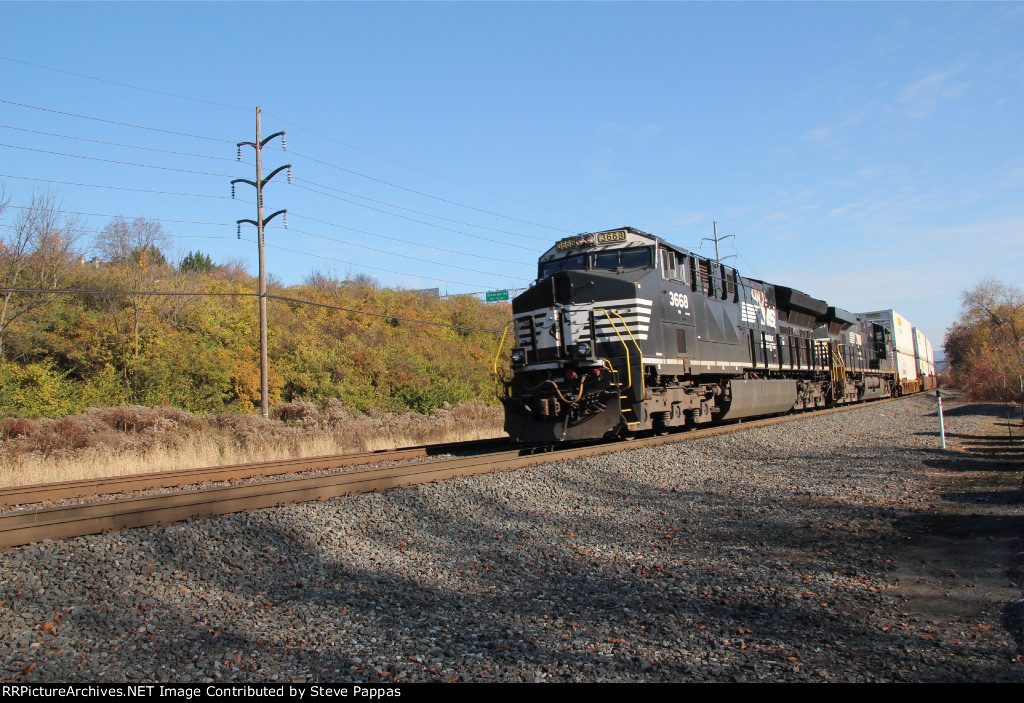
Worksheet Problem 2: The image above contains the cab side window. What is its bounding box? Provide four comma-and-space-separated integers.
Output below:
660, 249, 688, 283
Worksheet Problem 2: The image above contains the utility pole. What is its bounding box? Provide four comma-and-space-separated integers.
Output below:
701, 221, 735, 265
232, 106, 291, 418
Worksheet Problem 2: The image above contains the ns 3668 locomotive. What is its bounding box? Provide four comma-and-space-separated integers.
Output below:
499, 227, 900, 443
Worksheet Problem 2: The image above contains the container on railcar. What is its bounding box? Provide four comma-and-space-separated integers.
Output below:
912, 326, 938, 391
859, 309, 921, 394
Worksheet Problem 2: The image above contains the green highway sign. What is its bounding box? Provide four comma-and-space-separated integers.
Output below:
486, 290, 509, 302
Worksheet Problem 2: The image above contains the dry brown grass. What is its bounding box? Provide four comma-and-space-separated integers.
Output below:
0, 400, 505, 488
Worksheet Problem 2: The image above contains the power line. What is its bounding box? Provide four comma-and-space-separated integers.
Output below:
260, 236, 507, 288
0, 55, 602, 225
291, 176, 547, 242
0, 55, 251, 112
292, 182, 537, 251
0, 286, 504, 334
0, 60, 630, 232
284, 225, 517, 280
261, 110, 620, 226
261, 238, 504, 289
0, 124, 240, 162
286, 149, 571, 234
0, 223, 238, 240
286, 211, 530, 265
0, 175, 530, 272
4, 204, 236, 227
0, 98, 234, 143
0, 143, 233, 178
1, 123, 546, 252
266, 293, 503, 333
0, 173, 231, 200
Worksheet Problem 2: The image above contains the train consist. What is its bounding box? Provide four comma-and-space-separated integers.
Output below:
500, 227, 936, 443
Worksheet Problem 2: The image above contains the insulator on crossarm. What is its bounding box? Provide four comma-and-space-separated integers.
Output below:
283, 213, 288, 229
237, 223, 241, 239
287, 167, 292, 184
231, 184, 235, 199
237, 146, 241, 161
281, 134, 286, 151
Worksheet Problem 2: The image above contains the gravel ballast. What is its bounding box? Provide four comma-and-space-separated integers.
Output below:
2, 393, 1022, 682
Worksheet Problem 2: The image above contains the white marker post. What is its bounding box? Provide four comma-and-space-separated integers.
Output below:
937, 389, 946, 449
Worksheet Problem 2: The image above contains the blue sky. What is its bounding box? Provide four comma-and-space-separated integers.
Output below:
2, 2, 1022, 351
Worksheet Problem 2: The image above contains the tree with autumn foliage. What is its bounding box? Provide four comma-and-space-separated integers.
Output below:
0, 190, 85, 358
945, 278, 1024, 401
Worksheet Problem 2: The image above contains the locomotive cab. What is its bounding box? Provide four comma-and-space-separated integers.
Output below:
503, 228, 661, 442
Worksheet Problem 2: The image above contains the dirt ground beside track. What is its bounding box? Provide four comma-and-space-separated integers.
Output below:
891, 395, 1024, 666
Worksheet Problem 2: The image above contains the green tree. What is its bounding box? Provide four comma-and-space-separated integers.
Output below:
180, 250, 214, 274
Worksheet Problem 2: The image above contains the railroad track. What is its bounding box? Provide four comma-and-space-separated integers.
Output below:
0, 397, 905, 550
0, 437, 509, 508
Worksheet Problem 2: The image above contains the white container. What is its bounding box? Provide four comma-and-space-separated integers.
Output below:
912, 327, 934, 377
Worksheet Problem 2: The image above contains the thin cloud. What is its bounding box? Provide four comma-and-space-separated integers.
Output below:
896, 70, 968, 119
800, 112, 867, 152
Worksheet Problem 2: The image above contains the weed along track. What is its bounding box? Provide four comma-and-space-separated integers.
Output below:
0, 399, 900, 550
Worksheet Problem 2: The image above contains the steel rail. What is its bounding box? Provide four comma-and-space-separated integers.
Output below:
0, 397, 902, 550
0, 437, 510, 507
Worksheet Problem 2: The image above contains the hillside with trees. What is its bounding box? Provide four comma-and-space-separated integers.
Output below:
0, 190, 513, 420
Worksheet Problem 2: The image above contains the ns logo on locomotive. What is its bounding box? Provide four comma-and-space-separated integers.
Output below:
499, 227, 928, 444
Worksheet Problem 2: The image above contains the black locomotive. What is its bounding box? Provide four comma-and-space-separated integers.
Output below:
500, 227, 897, 443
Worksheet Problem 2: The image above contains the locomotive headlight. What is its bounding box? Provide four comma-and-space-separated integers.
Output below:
510, 348, 526, 366
576, 343, 590, 357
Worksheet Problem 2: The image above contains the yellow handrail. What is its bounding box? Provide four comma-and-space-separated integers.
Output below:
492, 322, 511, 379
830, 342, 847, 396
595, 307, 645, 427
595, 308, 632, 391
606, 308, 645, 401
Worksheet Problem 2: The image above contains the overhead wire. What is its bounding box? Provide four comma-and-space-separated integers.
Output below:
0, 124, 240, 162
261, 109, 620, 225
0, 55, 251, 113
1, 61, 563, 288
0, 173, 232, 200
259, 240, 486, 289
3, 204, 236, 228
0, 97, 576, 239
290, 176, 548, 241
0, 143, 233, 178
0, 55, 609, 226
291, 182, 537, 252
0, 98, 234, 143
285, 212, 531, 265
0, 287, 504, 334
285, 148, 571, 235
2, 200, 529, 284
0, 124, 547, 254
280, 225, 519, 280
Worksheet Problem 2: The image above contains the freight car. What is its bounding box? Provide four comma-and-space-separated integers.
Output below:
499, 227, 902, 443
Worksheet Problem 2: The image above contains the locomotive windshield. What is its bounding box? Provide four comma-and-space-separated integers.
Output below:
539, 253, 587, 277
538, 246, 653, 278
593, 247, 652, 271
